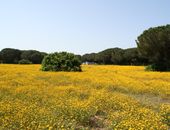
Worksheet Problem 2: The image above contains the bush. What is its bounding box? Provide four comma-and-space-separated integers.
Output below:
18, 59, 32, 64
41, 52, 82, 72
145, 63, 169, 71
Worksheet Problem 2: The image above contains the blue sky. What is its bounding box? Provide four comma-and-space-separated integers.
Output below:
0, 0, 170, 54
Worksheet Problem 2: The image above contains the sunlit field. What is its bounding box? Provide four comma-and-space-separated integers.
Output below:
0, 65, 169, 129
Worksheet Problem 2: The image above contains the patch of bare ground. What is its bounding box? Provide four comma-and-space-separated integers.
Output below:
75, 110, 112, 130
129, 93, 170, 110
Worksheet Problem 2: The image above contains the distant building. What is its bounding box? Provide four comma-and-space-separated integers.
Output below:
82, 61, 97, 65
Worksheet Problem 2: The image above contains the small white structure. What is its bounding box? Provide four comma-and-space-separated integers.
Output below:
82, 61, 97, 65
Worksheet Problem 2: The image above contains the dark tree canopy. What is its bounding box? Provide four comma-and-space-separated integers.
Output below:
82, 53, 97, 63
0, 48, 21, 63
123, 48, 148, 65
41, 52, 82, 72
82, 47, 148, 65
0, 48, 47, 64
96, 48, 117, 64
18, 59, 32, 64
110, 48, 124, 65
123, 48, 138, 65
136, 24, 170, 71
75, 55, 82, 62
21, 50, 47, 64
0, 47, 149, 66
0, 52, 2, 63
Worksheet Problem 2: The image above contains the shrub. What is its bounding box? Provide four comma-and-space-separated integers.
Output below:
18, 59, 32, 64
41, 52, 82, 72
145, 63, 170, 71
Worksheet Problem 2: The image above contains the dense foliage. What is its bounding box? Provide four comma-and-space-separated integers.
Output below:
41, 52, 82, 72
0, 48, 21, 63
0, 48, 47, 64
82, 48, 148, 65
18, 59, 32, 64
21, 50, 46, 64
0, 47, 149, 65
136, 25, 170, 71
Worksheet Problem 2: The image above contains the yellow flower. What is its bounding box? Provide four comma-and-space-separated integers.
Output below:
0, 64, 169, 129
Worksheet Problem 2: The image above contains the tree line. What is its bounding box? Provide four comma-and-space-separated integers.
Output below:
0, 47, 148, 65
81, 47, 149, 65
81, 24, 170, 71
0, 24, 170, 71
0, 48, 47, 64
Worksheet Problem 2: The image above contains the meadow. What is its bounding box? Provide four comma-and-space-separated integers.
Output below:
0, 64, 169, 129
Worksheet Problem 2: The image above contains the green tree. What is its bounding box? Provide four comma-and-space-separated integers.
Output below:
21, 50, 47, 64
110, 48, 124, 64
75, 55, 82, 63
136, 25, 170, 71
82, 53, 97, 63
0, 52, 2, 63
18, 59, 32, 64
41, 52, 82, 72
96, 52, 112, 64
0, 48, 21, 63
123, 48, 148, 65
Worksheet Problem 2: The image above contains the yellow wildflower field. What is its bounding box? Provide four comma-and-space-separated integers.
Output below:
0, 65, 169, 129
